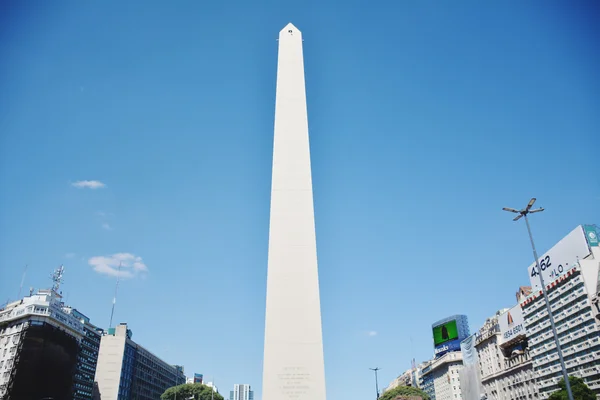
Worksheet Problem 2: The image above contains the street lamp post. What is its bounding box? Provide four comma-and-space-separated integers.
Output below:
369, 367, 381, 400
503, 198, 574, 400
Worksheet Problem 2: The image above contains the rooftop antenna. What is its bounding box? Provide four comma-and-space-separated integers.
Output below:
17, 264, 28, 299
50, 265, 65, 293
109, 262, 122, 329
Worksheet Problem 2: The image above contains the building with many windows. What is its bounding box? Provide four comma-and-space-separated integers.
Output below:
94, 323, 186, 400
419, 360, 435, 400
63, 307, 103, 400
0, 288, 87, 399
522, 260, 600, 399
474, 308, 538, 400
420, 351, 464, 400
230, 384, 254, 400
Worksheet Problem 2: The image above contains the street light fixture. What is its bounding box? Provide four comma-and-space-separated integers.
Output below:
503, 198, 574, 400
369, 367, 381, 400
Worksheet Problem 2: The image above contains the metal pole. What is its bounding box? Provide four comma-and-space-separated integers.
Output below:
523, 214, 574, 400
370, 368, 380, 400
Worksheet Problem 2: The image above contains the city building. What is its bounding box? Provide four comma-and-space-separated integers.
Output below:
419, 360, 435, 400
385, 368, 413, 392
519, 224, 600, 399
262, 23, 327, 400
94, 323, 185, 399
230, 384, 254, 400
474, 308, 538, 400
63, 307, 103, 400
420, 351, 464, 400
0, 286, 85, 400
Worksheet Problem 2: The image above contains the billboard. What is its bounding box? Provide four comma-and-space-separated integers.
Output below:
433, 319, 459, 346
498, 304, 525, 344
584, 225, 599, 247
528, 225, 591, 290
194, 373, 203, 384
434, 338, 461, 356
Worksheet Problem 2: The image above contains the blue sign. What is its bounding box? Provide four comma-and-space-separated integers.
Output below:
434, 338, 461, 357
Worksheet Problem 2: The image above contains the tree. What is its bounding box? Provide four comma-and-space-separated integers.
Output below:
379, 385, 430, 400
161, 383, 225, 400
548, 376, 595, 400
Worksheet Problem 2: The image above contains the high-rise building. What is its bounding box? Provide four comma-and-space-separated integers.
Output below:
230, 384, 254, 400
0, 288, 87, 399
94, 323, 185, 399
520, 224, 600, 399
63, 307, 103, 400
262, 23, 327, 400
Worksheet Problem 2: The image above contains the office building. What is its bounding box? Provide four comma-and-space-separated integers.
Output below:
262, 23, 327, 400
420, 351, 464, 400
0, 286, 86, 399
474, 308, 538, 400
94, 323, 185, 399
230, 384, 254, 400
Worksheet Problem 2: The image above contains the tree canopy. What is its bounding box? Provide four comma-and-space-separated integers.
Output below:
161, 383, 225, 400
379, 385, 430, 400
548, 376, 595, 400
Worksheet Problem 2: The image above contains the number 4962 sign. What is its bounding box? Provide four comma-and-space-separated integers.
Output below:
527, 226, 591, 289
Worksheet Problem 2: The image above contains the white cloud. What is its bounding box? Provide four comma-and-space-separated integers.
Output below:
72, 180, 106, 189
65, 253, 76, 259
101, 223, 112, 230
367, 331, 378, 337
88, 253, 148, 278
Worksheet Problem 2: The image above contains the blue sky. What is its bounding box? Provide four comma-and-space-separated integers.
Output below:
0, 1, 598, 399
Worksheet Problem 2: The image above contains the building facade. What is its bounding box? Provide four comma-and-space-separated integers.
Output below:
0, 288, 87, 400
420, 351, 464, 400
94, 323, 186, 400
420, 360, 436, 400
522, 259, 600, 399
230, 384, 254, 400
474, 309, 538, 400
64, 307, 103, 400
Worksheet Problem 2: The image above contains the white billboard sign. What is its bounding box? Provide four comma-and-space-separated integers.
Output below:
528, 225, 590, 290
498, 304, 525, 344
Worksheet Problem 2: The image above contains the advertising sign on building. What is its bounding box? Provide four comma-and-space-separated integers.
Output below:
528, 225, 591, 290
434, 338, 461, 356
498, 304, 525, 344
584, 225, 599, 247
194, 373, 203, 384
433, 319, 459, 346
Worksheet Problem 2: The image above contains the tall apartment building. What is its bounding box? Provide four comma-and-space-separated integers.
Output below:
94, 323, 186, 399
474, 308, 538, 400
230, 384, 254, 400
420, 351, 464, 400
0, 288, 92, 399
522, 260, 600, 399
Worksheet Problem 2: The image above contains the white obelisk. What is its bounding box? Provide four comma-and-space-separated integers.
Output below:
262, 23, 327, 400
